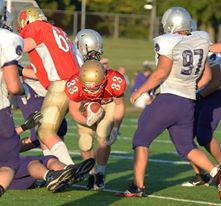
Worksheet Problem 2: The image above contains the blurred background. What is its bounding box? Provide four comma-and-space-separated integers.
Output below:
6, 0, 221, 90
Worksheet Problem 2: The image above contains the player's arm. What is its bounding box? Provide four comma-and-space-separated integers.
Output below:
16, 111, 42, 135
130, 55, 172, 104
23, 38, 37, 53
197, 60, 212, 90
113, 96, 125, 128
210, 43, 221, 53
3, 64, 24, 95
18, 64, 37, 79
69, 100, 87, 125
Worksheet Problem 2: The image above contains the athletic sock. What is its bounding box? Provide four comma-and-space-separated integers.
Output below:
51, 141, 74, 165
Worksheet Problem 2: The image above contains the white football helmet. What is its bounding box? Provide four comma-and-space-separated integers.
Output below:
161, 7, 192, 34
0, 0, 13, 31
75, 29, 103, 61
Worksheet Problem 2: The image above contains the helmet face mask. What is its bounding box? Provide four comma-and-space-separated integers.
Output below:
17, 6, 47, 32
75, 29, 103, 61
80, 60, 106, 97
161, 7, 192, 34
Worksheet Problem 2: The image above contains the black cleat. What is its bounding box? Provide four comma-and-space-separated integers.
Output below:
115, 183, 147, 197
94, 172, 105, 190
67, 158, 95, 185
182, 174, 211, 187
45, 168, 74, 192
87, 174, 96, 190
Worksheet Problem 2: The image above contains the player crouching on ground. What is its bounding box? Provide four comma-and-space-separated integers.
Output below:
65, 60, 126, 190
9, 112, 95, 193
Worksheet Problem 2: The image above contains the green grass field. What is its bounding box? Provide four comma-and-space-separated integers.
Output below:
4, 38, 221, 205
1, 109, 221, 206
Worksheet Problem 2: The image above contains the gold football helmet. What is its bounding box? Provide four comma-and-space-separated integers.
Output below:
80, 60, 106, 97
17, 6, 47, 32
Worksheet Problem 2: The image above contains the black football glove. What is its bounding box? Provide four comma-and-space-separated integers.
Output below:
17, 64, 24, 76
21, 111, 43, 131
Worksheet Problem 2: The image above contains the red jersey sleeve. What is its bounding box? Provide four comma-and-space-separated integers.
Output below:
65, 75, 83, 102
106, 70, 126, 97
20, 21, 43, 45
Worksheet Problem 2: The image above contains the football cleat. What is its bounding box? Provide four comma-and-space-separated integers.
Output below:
87, 174, 96, 190
67, 158, 95, 185
94, 172, 105, 190
45, 168, 74, 192
181, 174, 211, 187
212, 170, 221, 199
115, 183, 147, 197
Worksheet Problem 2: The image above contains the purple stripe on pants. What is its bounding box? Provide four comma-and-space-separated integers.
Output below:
133, 94, 196, 160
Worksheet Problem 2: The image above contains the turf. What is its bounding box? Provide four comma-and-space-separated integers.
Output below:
2, 109, 221, 206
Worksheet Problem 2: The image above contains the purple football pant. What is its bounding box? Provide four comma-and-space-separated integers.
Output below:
133, 94, 196, 160
16, 84, 68, 147
0, 107, 20, 170
195, 89, 221, 146
9, 155, 55, 190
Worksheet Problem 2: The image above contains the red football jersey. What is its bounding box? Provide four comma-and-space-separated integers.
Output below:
65, 69, 126, 104
20, 20, 79, 89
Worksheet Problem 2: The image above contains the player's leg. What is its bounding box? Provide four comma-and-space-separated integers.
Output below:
0, 107, 20, 196
37, 81, 73, 165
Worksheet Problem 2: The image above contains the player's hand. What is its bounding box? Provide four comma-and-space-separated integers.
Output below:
17, 64, 24, 76
105, 127, 119, 146
21, 111, 43, 131
130, 90, 142, 104
21, 84, 31, 105
86, 104, 104, 127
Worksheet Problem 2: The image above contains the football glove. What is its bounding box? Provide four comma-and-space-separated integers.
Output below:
105, 127, 119, 146
20, 84, 31, 105
17, 64, 24, 76
86, 103, 104, 127
21, 111, 43, 131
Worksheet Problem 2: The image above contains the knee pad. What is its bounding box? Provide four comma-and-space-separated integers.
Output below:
79, 134, 93, 152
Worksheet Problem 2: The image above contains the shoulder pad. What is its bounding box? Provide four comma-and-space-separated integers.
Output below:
191, 31, 211, 43
153, 34, 182, 57
65, 75, 82, 101
106, 70, 126, 97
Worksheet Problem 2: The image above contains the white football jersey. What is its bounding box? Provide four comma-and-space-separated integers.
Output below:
24, 78, 47, 97
0, 28, 24, 109
153, 31, 210, 100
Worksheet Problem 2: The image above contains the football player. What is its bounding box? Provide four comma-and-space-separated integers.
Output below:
182, 52, 221, 187
0, 0, 26, 196
73, 28, 103, 66
13, 111, 95, 192
8, 156, 95, 192
116, 7, 221, 198
17, 6, 80, 165
65, 60, 126, 190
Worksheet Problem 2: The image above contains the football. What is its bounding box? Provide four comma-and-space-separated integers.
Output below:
83, 102, 101, 117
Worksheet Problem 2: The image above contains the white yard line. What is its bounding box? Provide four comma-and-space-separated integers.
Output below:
71, 185, 221, 206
